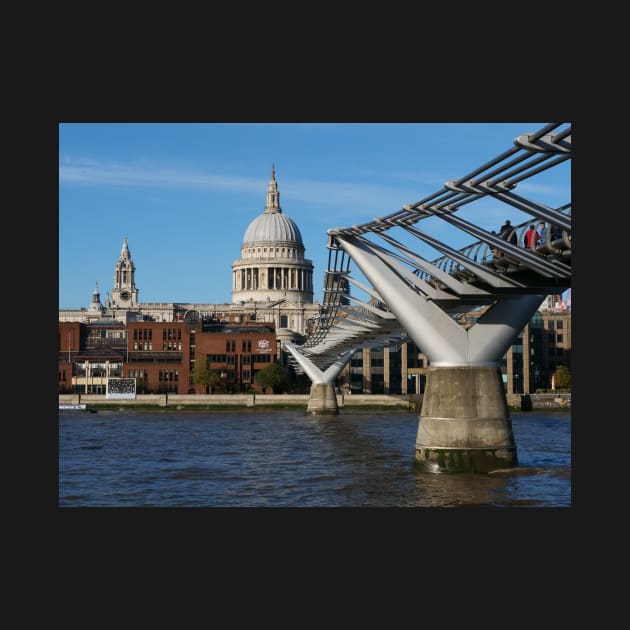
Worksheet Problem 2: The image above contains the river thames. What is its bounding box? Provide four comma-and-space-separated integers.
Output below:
58, 409, 570, 507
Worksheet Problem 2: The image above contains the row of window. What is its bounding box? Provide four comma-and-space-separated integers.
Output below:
69, 368, 124, 378
244, 247, 300, 257
86, 329, 126, 340
163, 342, 182, 351
127, 355, 181, 363
134, 342, 153, 350
547, 320, 567, 329
207, 354, 273, 365
159, 370, 179, 382
133, 329, 153, 340
163, 329, 182, 340
209, 354, 236, 365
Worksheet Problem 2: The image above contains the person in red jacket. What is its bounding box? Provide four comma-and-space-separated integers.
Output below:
524, 223, 540, 249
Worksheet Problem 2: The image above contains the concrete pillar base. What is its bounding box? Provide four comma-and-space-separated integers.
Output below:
414, 366, 518, 474
307, 383, 339, 415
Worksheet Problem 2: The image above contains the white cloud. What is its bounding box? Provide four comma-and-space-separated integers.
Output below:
59, 159, 422, 216
59, 161, 264, 193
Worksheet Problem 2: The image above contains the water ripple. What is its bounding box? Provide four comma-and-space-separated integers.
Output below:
59, 410, 571, 507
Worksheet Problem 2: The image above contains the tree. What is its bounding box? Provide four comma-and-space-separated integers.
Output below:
209, 369, 225, 393
191, 365, 210, 394
254, 362, 290, 393
553, 365, 571, 390
191, 365, 223, 394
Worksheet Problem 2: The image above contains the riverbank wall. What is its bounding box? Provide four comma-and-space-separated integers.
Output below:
59, 392, 570, 411
59, 393, 417, 410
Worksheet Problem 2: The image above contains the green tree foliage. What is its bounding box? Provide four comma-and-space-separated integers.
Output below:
254, 362, 290, 393
191, 365, 223, 394
208, 369, 224, 393
553, 365, 571, 390
191, 364, 210, 393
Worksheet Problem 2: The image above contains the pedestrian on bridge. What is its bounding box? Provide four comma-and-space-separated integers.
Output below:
550, 223, 563, 242
499, 220, 518, 246
490, 230, 502, 258
524, 224, 540, 249
538, 221, 548, 245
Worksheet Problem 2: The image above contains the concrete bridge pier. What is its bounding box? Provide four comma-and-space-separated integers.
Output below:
414, 365, 516, 473
307, 383, 339, 414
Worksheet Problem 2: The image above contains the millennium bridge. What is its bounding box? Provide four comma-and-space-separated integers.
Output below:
283, 122, 571, 473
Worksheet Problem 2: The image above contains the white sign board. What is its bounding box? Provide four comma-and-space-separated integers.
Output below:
106, 377, 137, 399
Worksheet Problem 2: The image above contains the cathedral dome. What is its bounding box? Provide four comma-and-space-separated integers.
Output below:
232, 165, 314, 307
243, 212, 303, 246
241, 165, 303, 247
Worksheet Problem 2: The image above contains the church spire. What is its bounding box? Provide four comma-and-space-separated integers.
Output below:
120, 235, 131, 259
112, 235, 138, 308
264, 164, 282, 214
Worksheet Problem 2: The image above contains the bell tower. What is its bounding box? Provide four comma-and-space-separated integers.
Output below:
110, 236, 139, 308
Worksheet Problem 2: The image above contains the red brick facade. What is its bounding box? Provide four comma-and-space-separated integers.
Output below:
59, 319, 277, 395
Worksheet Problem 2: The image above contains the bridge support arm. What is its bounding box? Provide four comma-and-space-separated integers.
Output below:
465, 295, 546, 365
335, 234, 468, 363
284, 342, 354, 415
284, 342, 353, 384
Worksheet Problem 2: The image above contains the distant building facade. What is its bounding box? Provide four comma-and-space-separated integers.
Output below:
503, 307, 572, 395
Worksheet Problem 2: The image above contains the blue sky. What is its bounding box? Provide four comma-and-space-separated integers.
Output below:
59, 122, 570, 308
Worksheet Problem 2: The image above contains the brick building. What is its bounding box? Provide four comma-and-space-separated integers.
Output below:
59, 318, 277, 395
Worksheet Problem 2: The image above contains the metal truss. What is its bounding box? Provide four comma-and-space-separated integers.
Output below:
287, 123, 571, 372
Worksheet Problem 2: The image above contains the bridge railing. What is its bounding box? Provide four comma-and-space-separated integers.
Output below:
426, 204, 571, 282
